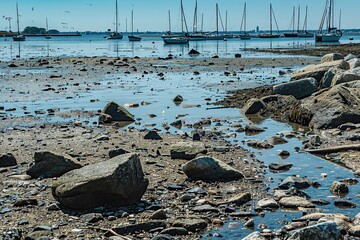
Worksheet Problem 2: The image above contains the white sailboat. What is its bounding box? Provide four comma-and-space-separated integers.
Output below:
12, 3, 26, 42
298, 6, 314, 38
259, 4, 280, 38
128, 9, 142, 41
239, 2, 251, 40
316, 0, 342, 42
108, 0, 123, 40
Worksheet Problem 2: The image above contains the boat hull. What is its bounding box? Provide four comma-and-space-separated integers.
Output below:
283, 32, 298, 38
128, 36, 142, 41
315, 33, 341, 42
12, 35, 26, 41
163, 38, 189, 44
298, 32, 314, 38
108, 33, 123, 40
259, 34, 280, 39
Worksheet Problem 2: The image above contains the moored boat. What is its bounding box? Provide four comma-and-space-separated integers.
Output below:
108, 0, 123, 40
12, 3, 26, 42
258, 4, 280, 39
316, 0, 342, 42
239, 2, 251, 40
128, 9, 142, 41
163, 37, 189, 44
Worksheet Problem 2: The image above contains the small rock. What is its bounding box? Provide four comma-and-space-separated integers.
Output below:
80, 213, 104, 223
0, 153, 17, 167
144, 131, 163, 140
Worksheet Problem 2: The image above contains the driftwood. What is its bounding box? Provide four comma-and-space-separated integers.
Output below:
81, 226, 133, 240
305, 144, 360, 154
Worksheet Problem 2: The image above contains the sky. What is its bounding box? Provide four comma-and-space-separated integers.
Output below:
1, 0, 359, 33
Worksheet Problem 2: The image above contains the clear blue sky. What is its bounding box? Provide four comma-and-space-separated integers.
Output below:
1, 0, 358, 32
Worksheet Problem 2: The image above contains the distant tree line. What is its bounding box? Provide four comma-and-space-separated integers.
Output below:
23, 26, 59, 34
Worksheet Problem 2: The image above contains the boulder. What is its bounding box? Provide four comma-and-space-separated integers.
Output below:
330, 181, 349, 197
289, 81, 360, 129
287, 221, 343, 240
109, 148, 129, 158
269, 162, 293, 172
182, 156, 244, 181
255, 198, 279, 210
173, 95, 184, 103
170, 142, 207, 160
345, 53, 358, 62
300, 213, 351, 222
267, 136, 288, 145
242, 232, 267, 240
291, 60, 349, 82
52, 153, 148, 209
0, 153, 17, 167
348, 58, 360, 69
349, 225, 360, 237
27, 151, 82, 179
331, 72, 360, 86
321, 67, 345, 88
102, 101, 135, 122
321, 53, 344, 64
273, 78, 318, 99
279, 196, 315, 208
144, 130, 163, 140
172, 218, 207, 232
242, 98, 266, 114
279, 176, 312, 189
112, 221, 167, 235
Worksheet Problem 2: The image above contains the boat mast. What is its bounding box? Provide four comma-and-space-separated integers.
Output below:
180, 0, 189, 33
168, 10, 171, 33
46, 17, 49, 33
193, 0, 197, 33
244, 3, 247, 32
16, 2, 20, 34
328, 0, 331, 31
216, 3, 219, 36
201, 13, 204, 32
115, 0, 119, 33
297, 5, 300, 32
339, 8, 341, 30
302, 6, 308, 32
225, 10, 228, 33
292, 6, 295, 33
131, 9, 133, 35
270, 4, 272, 35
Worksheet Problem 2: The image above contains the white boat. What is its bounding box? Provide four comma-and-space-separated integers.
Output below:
12, 3, 26, 42
128, 9, 142, 41
108, 0, 123, 40
259, 4, 280, 39
316, 0, 342, 42
298, 6, 314, 38
239, 2, 251, 40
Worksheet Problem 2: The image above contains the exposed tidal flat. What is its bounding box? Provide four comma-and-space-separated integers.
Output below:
0, 38, 360, 239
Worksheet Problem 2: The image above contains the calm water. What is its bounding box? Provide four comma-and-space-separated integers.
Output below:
0, 33, 360, 60
1, 34, 360, 239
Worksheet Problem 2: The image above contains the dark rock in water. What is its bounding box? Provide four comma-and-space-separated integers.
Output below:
279, 176, 312, 190
173, 95, 184, 103
102, 101, 135, 122
311, 199, 330, 206
245, 124, 265, 133
242, 98, 266, 114
188, 49, 200, 55
0, 153, 17, 167
144, 130, 163, 140
170, 142, 207, 160
170, 120, 182, 129
112, 221, 167, 235
183, 156, 244, 181
212, 55, 219, 58
268, 136, 288, 145
287, 221, 343, 240
273, 77, 318, 99
109, 148, 129, 158
172, 217, 208, 232
160, 227, 188, 236
279, 196, 315, 208
192, 132, 201, 141
255, 198, 279, 210
330, 181, 349, 197
52, 153, 148, 209
235, 53, 242, 58
8, 63, 18, 67
334, 200, 356, 208
269, 162, 293, 172
80, 213, 104, 223
278, 150, 290, 158
26, 151, 82, 179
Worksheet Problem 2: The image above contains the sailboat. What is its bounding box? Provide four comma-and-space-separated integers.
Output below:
128, 10, 142, 41
283, 6, 298, 37
206, 4, 226, 40
108, 0, 123, 40
298, 6, 314, 38
163, 0, 189, 44
259, 4, 280, 38
316, 0, 341, 42
45, 18, 51, 39
239, 2, 250, 40
189, 0, 208, 41
12, 3, 26, 42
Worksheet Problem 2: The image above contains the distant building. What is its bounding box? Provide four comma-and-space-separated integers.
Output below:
256, 26, 259, 32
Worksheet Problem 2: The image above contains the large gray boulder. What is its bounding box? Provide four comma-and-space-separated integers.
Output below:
321, 53, 344, 64
52, 153, 148, 209
289, 81, 360, 129
170, 142, 207, 160
331, 72, 360, 86
273, 78, 318, 99
279, 176, 312, 189
102, 101, 135, 122
291, 60, 350, 82
0, 153, 17, 167
348, 58, 360, 69
27, 151, 82, 178
287, 221, 343, 240
182, 156, 244, 181
321, 67, 345, 88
